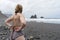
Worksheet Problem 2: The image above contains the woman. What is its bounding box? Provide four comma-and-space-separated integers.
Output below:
5, 4, 26, 40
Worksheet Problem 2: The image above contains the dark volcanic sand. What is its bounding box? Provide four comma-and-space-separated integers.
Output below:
0, 21, 60, 40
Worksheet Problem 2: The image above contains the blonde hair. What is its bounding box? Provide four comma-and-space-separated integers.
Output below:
15, 4, 23, 14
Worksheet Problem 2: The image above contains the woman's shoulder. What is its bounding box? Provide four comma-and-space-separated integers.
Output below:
17, 13, 24, 16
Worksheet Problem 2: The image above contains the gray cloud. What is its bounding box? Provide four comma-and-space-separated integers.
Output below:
24, 0, 60, 18
0, 0, 60, 18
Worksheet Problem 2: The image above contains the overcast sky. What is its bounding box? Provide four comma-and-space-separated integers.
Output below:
0, 0, 60, 18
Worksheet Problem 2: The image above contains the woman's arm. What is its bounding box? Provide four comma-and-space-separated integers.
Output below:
5, 16, 13, 27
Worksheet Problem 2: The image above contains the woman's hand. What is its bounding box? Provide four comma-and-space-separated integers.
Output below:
14, 26, 22, 31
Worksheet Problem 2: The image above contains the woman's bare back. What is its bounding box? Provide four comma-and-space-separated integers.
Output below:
12, 13, 26, 31
13, 14, 21, 27
5, 13, 26, 31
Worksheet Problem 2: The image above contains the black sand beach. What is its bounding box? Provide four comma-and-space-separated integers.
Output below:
0, 21, 60, 40
24, 21, 60, 40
